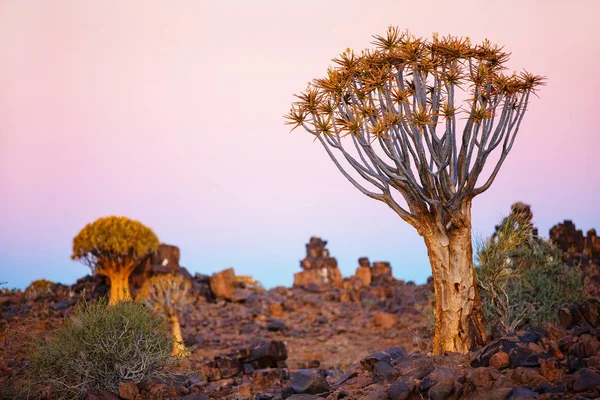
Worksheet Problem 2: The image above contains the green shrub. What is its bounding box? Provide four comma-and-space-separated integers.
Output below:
26, 298, 177, 399
476, 213, 583, 336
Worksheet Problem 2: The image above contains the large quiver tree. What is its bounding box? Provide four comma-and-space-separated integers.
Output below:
72, 216, 159, 305
286, 27, 545, 354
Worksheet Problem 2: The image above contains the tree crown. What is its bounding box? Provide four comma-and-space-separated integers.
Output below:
72, 216, 159, 273
136, 274, 190, 317
286, 27, 545, 227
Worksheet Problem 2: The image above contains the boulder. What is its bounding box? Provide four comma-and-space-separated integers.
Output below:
209, 268, 236, 300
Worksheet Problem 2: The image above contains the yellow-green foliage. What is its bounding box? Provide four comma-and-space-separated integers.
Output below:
136, 274, 190, 317
26, 299, 176, 399
235, 274, 263, 289
24, 279, 54, 300
476, 213, 583, 335
71, 216, 159, 274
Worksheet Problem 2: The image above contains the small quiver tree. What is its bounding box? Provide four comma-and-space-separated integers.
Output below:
72, 216, 159, 305
137, 274, 190, 356
286, 27, 545, 354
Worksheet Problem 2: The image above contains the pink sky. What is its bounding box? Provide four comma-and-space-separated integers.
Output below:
1, 0, 599, 289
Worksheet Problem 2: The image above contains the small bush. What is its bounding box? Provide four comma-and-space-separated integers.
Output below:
476, 213, 584, 336
23, 279, 54, 300
26, 298, 177, 399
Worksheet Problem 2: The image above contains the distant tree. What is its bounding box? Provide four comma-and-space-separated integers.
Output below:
286, 27, 545, 354
136, 274, 190, 356
72, 216, 159, 305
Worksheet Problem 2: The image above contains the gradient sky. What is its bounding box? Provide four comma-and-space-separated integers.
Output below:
1, 0, 599, 290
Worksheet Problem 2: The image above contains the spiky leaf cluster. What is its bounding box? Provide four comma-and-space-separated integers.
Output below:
136, 274, 190, 318
286, 27, 545, 226
72, 216, 159, 274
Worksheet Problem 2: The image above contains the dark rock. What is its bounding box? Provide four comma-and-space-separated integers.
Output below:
52, 298, 74, 310
216, 355, 241, 379
572, 368, 600, 392
286, 395, 322, 400
567, 355, 586, 373
429, 381, 455, 400
582, 299, 600, 327
509, 347, 540, 368
180, 394, 210, 400
388, 381, 411, 400
267, 320, 286, 332
373, 361, 397, 383
247, 340, 288, 368
472, 337, 520, 367
506, 386, 540, 399
517, 330, 540, 344
290, 370, 331, 395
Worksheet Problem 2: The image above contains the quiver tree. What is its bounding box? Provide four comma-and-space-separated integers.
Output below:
137, 274, 190, 356
286, 27, 545, 354
72, 216, 159, 305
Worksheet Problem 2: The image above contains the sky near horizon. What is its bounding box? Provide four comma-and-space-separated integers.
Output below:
1, 0, 599, 290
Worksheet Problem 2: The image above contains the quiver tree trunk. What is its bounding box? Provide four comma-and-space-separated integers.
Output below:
107, 271, 132, 305
170, 315, 185, 356
422, 202, 486, 355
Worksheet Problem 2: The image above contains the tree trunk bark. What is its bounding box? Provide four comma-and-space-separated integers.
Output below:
170, 315, 185, 356
107, 271, 132, 305
423, 205, 486, 355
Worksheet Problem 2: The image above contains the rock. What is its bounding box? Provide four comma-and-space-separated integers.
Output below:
267, 320, 286, 332
373, 311, 399, 329
209, 268, 236, 300
355, 266, 372, 286
559, 306, 583, 330
471, 337, 520, 368
388, 381, 411, 400
268, 303, 284, 317
572, 368, 600, 392
539, 358, 563, 381
247, 340, 288, 368
371, 262, 393, 283
216, 355, 241, 378
286, 395, 322, 400
506, 387, 539, 399
290, 370, 331, 395
180, 394, 210, 400
373, 361, 397, 383
429, 381, 455, 400
118, 382, 139, 400
471, 367, 500, 390
252, 369, 285, 390
360, 347, 407, 371
86, 390, 121, 400
490, 351, 510, 370
509, 347, 541, 368
509, 367, 547, 388
51, 298, 74, 310
295, 237, 343, 289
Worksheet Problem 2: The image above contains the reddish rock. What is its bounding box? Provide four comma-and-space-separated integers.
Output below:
268, 303, 284, 317
540, 358, 563, 381
209, 268, 236, 300
118, 382, 139, 400
490, 351, 510, 370
373, 311, 399, 329
371, 262, 393, 283
355, 266, 372, 287
294, 237, 343, 289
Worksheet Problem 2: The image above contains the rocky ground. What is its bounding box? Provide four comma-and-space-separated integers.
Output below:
1, 208, 600, 400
